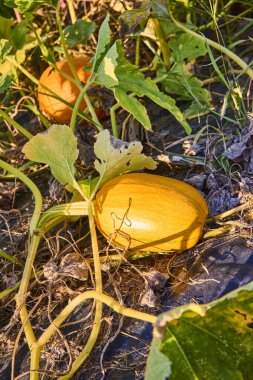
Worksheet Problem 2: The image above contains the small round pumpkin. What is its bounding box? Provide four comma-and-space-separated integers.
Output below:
38, 56, 101, 124
94, 173, 208, 252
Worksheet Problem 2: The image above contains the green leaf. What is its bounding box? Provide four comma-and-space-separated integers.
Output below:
114, 88, 152, 130
96, 41, 190, 134
115, 42, 191, 133
119, 4, 150, 33
22, 125, 79, 187
0, 39, 12, 63
11, 20, 29, 50
168, 33, 207, 63
15, 0, 57, 13
0, 73, 12, 93
145, 282, 253, 380
145, 336, 171, 380
92, 14, 111, 75
0, 16, 13, 40
96, 42, 118, 88
63, 19, 96, 48
93, 129, 157, 188
159, 65, 211, 103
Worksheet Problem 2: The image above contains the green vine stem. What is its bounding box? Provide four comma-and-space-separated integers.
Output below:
0, 159, 43, 379
0, 108, 33, 140
0, 160, 42, 235
37, 291, 157, 347
151, 18, 171, 71
169, 10, 253, 80
135, 35, 141, 66
28, 290, 157, 380
59, 201, 104, 379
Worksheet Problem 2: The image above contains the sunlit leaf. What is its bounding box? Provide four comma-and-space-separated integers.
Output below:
96, 40, 190, 134
63, 19, 96, 48
145, 282, 253, 380
0, 39, 12, 62
0, 73, 12, 93
93, 129, 157, 188
22, 125, 79, 187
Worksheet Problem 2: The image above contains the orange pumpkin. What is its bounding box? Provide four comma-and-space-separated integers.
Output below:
94, 173, 208, 252
37, 56, 102, 124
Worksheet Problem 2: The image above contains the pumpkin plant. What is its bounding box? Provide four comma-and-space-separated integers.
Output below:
1, 125, 252, 379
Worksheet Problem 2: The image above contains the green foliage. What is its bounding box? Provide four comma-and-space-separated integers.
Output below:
63, 19, 96, 48
168, 33, 207, 63
157, 33, 212, 116
0, 39, 12, 62
22, 125, 79, 187
96, 37, 191, 133
11, 20, 29, 50
92, 14, 111, 76
0, 15, 13, 40
0, 73, 12, 93
93, 129, 157, 188
145, 282, 253, 380
13, 0, 57, 13
119, 0, 169, 32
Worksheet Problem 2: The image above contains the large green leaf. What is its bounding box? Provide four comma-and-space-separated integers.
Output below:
93, 129, 157, 189
63, 19, 96, 48
168, 33, 207, 63
96, 41, 191, 134
145, 282, 253, 380
22, 125, 79, 188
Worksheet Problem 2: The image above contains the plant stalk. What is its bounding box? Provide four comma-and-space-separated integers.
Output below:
151, 18, 170, 71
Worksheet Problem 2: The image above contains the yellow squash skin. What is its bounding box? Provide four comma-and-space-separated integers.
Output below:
94, 173, 208, 252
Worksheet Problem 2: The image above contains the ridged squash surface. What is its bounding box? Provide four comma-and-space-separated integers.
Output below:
94, 173, 208, 252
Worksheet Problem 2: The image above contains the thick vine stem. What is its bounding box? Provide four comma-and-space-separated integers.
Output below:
151, 18, 171, 71
37, 290, 157, 347
169, 10, 253, 80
